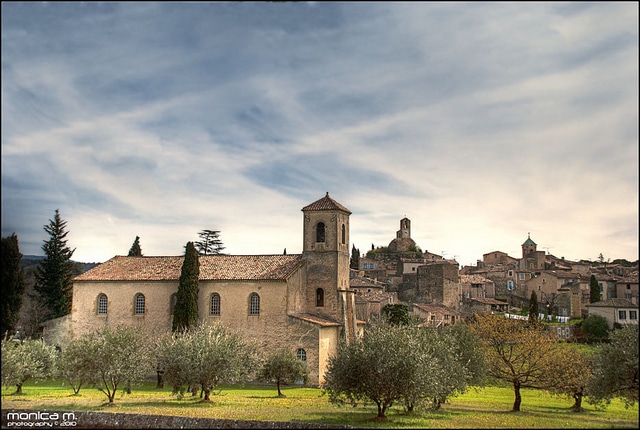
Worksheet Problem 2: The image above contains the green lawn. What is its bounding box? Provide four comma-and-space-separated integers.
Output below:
2, 379, 638, 428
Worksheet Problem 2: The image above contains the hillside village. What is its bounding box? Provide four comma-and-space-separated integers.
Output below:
19, 194, 638, 386
350, 217, 639, 331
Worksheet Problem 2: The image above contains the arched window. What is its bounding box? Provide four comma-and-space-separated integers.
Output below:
210, 293, 221, 316
249, 293, 260, 316
341, 224, 346, 244
316, 222, 325, 243
296, 348, 307, 365
134, 293, 145, 315
316, 288, 324, 307
170, 293, 178, 315
97, 294, 108, 315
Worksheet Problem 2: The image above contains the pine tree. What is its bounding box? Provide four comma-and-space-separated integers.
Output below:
128, 236, 143, 256
34, 209, 75, 319
172, 242, 200, 332
589, 275, 601, 303
528, 291, 539, 326
1, 234, 25, 337
194, 230, 225, 256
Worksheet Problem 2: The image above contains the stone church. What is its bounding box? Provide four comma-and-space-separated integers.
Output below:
69, 193, 360, 386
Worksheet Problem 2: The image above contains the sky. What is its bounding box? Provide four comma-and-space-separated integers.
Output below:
1, 2, 638, 267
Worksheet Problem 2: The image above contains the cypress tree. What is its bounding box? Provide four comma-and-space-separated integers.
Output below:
528, 291, 539, 326
128, 236, 143, 256
1, 233, 25, 336
350, 245, 360, 270
589, 275, 602, 303
34, 209, 75, 319
172, 242, 200, 332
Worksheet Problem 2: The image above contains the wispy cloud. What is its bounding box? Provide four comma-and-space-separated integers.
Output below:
2, 2, 637, 265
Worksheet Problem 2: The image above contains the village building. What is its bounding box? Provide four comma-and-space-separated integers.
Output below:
588, 298, 639, 329
410, 303, 461, 327
67, 193, 362, 386
616, 272, 639, 304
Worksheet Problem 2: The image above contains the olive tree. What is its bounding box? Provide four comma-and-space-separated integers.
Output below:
258, 349, 307, 397
322, 321, 415, 419
56, 336, 96, 395
322, 319, 481, 419
1, 338, 57, 394
72, 325, 155, 403
158, 322, 256, 402
588, 324, 638, 409
402, 323, 485, 412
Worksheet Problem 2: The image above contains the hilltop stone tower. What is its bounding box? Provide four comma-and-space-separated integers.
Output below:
302, 193, 357, 342
388, 217, 417, 252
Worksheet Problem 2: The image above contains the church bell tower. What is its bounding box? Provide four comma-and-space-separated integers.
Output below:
301, 193, 356, 342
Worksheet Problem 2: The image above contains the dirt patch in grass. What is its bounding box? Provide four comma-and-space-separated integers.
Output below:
1, 409, 357, 429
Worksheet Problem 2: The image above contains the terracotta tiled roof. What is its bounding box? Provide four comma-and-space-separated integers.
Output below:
471, 298, 508, 305
588, 298, 638, 308
350, 276, 386, 288
460, 274, 492, 284
287, 313, 342, 327
74, 254, 304, 282
301, 192, 351, 214
412, 303, 459, 315
354, 291, 395, 303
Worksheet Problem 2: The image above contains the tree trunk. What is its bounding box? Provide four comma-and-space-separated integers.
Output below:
572, 391, 584, 412
512, 381, 521, 411
203, 389, 211, 402
277, 380, 283, 397
156, 371, 164, 389
15, 383, 23, 395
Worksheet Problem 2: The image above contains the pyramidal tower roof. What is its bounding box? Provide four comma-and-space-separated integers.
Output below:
522, 232, 536, 246
302, 192, 352, 214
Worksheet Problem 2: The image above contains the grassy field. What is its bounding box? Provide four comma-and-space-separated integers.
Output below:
2, 379, 638, 428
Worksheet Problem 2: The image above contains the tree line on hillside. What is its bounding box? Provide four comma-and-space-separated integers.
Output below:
1, 209, 226, 339
1, 312, 637, 420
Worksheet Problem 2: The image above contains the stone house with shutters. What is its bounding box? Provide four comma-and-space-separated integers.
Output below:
616, 271, 639, 304
69, 193, 361, 386
411, 303, 460, 327
588, 298, 639, 329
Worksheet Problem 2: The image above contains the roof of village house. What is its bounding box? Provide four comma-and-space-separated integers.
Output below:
301, 192, 351, 214
471, 298, 508, 305
618, 271, 639, 283
354, 291, 395, 303
73, 254, 305, 282
287, 312, 342, 327
460, 274, 493, 284
350, 276, 386, 289
588, 298, 638, 308
412, 303, 459, 315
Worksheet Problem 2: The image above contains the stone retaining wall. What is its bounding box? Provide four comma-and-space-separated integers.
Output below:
1, 410, 357, 429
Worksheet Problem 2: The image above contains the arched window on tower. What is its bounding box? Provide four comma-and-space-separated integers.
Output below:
316, 288, 324, 307
341, 224, 346, 244
316, 222, 325, 243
